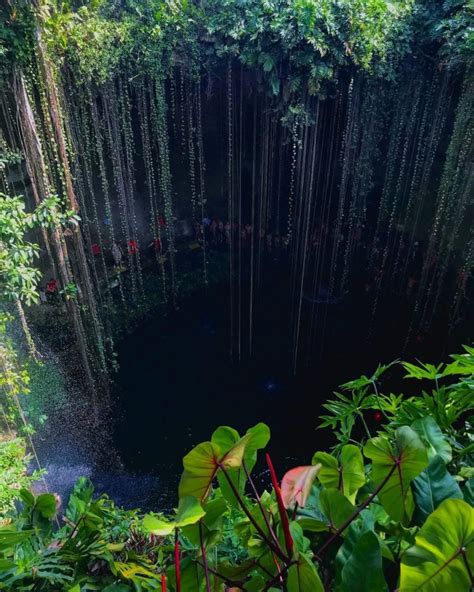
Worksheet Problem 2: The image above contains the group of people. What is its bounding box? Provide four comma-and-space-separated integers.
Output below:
198, 217, 290, 253
39, 212, 470, 309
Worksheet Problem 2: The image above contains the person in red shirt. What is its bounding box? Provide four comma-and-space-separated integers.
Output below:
128, 240, 138, 255
46, 279, 58, 304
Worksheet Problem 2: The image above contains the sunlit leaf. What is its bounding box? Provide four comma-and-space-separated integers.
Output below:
400, 499, 474, 591
364, 427, 428, 522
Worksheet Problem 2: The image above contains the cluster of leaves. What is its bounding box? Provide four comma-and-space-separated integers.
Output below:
0, 193, 79, 305
0, 0, 35, 80
0, 437, 42, 515
2, 1, 473, 101
0, 136, 21, 173
319, 345, 474, 453
409, 0, 474, 69
0, 310, 35, 435
0, 348, 473, 590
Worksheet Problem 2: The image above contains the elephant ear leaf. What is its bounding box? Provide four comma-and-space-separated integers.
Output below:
320, 488, 355, 531
143, 496, 205, 536
412, 455, 463, 525
216, 423, 270, 506
179, 431, 251, 502
175, 496, 206, 528
400, 499, 474, 592
340, 445, 365, 503
340, 531, 387, 592
312, 445, 365, 503
364, 426, 428, 522
281, 465, 321, 510
287, 553, 324, 592
411, 416, 452, 463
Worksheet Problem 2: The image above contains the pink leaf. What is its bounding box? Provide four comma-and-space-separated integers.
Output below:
281, 465, 321, 509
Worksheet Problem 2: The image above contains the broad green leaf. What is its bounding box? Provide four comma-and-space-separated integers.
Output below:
340, 531, 387, 592
320, 488, 355, 530
0, 528, 34, 551
19, 488, 35, 507
142, 514, 175, 536
144, 497, 205, 535
364, 427, 428, 522
290, 522, 311, 553
400, 499, 474, 591
179, 431, 251, 501
202, 496, 228, 529
313, 445, 365, 503
296, 517, 329, 532
335, 508, 376, 587
412, 456, 463, 525
216, 423, 270, 506
287, 553, 324, 592
246, 574, 266, 591
179, 442, 220, 501
412, 416, 452, 462
281, 465, 321, 509
176, 496, 206, 527
312, 451, 338, 487
402, 361, 444, 381
35, 493, 57, 519
180, 557, 205, 592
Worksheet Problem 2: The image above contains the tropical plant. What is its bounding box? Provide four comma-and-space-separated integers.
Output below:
0, 437, 42, 515
0, 348, 472, 590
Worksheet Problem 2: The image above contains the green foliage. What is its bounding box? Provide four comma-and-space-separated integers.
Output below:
0, 193, 78, 305
0, 349, 472, 590
400, 498, 474, 591
2, 1, 472, 103
0, 437, 42, 515
319, 345, 474, 445
364, 426, 428, 522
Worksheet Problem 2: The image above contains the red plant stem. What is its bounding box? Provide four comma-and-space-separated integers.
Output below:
199, 522, 212, 592
243, 460, 285, 554
161, 573, 167, 592
266, 453, 294, 558
220, 464, 289, 563
272, 553, 284, 586
174, 531, 181, 592
316, 462, 398, 558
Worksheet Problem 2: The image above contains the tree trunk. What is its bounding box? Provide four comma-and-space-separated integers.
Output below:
13, 69, 96, 392
33, 27, 108, 378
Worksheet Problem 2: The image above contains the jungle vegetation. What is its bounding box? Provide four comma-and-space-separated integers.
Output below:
0, 348, 473, 590
0, 1, 473, 591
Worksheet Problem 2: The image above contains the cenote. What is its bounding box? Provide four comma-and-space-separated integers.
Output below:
1, 1, 473, 591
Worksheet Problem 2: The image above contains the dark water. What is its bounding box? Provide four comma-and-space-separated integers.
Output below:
33, 249, 471, 511
108, 259, 468, 510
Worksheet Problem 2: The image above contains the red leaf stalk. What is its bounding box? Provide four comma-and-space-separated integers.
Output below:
161, 573, 167, 592
174, 531, 181, 592
266, 453, 294, 557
